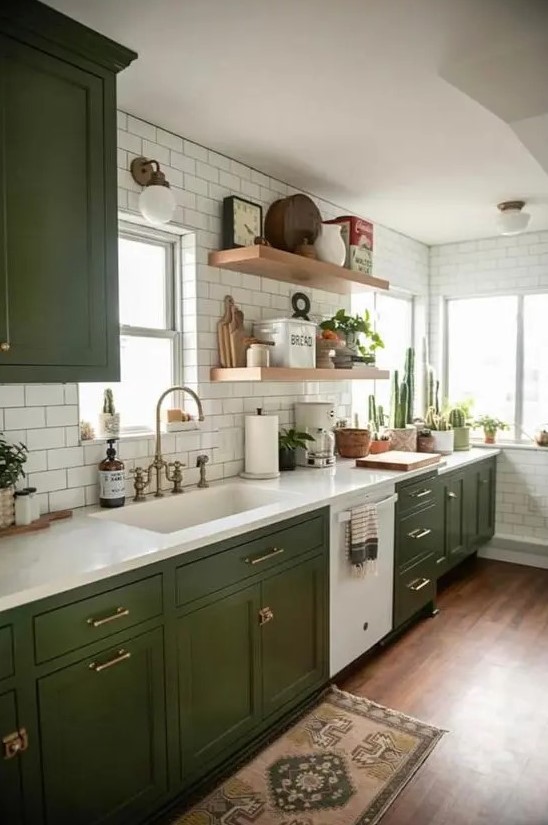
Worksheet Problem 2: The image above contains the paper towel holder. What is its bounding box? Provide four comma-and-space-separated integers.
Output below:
240, 408, 281, 481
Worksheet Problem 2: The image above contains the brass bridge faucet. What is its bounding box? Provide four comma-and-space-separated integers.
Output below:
131, 386, 205, 500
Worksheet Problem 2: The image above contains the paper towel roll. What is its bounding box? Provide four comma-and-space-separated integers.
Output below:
243, 412, 280, 479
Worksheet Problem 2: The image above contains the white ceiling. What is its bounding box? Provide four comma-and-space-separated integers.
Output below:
45, 0, 548, 245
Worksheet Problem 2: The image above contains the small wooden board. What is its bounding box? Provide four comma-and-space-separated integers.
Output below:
355, 451, 441, 472
0, 509, 72, 539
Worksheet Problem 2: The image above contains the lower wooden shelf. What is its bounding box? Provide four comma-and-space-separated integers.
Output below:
210, 367, 389, 382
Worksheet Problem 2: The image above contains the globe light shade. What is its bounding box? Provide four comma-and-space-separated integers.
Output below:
139, 184, 176, 226
496, 201, 530, 236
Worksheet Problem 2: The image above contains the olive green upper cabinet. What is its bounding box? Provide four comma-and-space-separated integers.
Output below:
0, 1, 137, 382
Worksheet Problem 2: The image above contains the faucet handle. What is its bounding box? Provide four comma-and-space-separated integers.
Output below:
197, 454, 209, 489
166, 460, 185, 494
131, 466, 149, 502
196, 454, 209, 467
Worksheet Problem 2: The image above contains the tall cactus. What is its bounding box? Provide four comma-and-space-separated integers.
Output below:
102, 388, 115, 415
403, 347, 415, 424
368, 395, 377, 429
449, 407, 465, 428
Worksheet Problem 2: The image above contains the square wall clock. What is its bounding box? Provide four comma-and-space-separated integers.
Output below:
223, 196, 263, 248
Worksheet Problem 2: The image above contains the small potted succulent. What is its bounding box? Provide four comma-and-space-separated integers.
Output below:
278, 428, 314, 471
535, 426, 548, 447
0, 433, 28, 528
98, 388, 120, 438
425, 407, 454, 454
474, 415, 509, 444
367, 395, 390, 454
319, 308, 384, 366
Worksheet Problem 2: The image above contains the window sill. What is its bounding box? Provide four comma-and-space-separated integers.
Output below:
81, 424, 210, 446
471, 440, 548, 452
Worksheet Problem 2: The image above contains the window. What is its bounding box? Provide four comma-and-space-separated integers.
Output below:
352, 291, 414, 425
79, 223, 181, 434
446, 293, 548, 441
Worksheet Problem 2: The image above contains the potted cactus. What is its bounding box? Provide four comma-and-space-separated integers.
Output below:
98, 388, 120, 438
368, 395, 390, 454
474, 415, 509, 444
425, 407, 454, 454
0, 433, 28, 528
386, 348, 417, 451
448, 406, 471, 451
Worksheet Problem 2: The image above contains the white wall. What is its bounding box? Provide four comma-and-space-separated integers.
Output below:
429, 231, 548, 546
0, 112, 429, 514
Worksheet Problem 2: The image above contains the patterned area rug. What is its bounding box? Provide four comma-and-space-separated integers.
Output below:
172, 687, 446, 825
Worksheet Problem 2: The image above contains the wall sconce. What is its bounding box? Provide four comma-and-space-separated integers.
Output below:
130, 156, 176, 225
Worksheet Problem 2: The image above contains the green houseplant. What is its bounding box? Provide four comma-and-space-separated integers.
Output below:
474, 415, 509, 444
368, 395, 390, 454
0, 433, 28, 528
319, 309, 384, 364
278, 428, 314, 471
386, 347, 417, 451
99, 388, 120, 437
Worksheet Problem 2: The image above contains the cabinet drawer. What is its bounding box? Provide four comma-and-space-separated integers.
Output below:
397, 505, 441, 572
34, 575, 163, 664
394, 556, 436, 629
176, 513, 326, 607
0, 626, 14, 681
397, 475, 439, 516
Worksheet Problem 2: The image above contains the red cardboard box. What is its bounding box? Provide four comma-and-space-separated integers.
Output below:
325, 216, 374, 276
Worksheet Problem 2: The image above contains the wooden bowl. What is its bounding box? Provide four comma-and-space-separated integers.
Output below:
335, 428, 371, 459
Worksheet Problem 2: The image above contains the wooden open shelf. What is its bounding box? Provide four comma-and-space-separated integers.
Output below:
210, 367, 389, 382
208, 246, 389, 294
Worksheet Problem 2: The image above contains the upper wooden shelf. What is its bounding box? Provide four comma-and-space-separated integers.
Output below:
208, 246, 389, 294
210, 367, 389, 382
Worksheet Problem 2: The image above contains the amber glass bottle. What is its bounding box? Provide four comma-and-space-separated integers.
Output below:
99, 439, 125, 508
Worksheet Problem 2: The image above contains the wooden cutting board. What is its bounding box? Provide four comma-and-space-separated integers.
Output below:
228, 305, 247, 368
217, 295, 234, 367
356, 451, 442, 471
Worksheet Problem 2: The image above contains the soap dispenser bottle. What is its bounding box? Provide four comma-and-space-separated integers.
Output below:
99, 439, 125, 508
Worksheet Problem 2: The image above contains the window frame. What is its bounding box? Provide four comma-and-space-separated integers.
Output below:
444, 289, 548, 443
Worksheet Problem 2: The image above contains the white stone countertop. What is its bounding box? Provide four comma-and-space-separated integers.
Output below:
0, 447, 499, 612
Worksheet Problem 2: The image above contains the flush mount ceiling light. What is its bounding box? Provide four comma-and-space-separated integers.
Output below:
130, 156, 176, 225
496, 200, 530, 236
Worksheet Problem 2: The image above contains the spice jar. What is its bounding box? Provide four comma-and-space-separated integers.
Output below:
14, 490, 32, 526
247, 344, 270, 368
23, 487, 40, 521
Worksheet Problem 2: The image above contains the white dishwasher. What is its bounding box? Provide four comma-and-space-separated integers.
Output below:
329, 485, 397, 677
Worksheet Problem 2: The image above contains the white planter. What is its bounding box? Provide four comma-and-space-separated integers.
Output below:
431, 430, 454, 455
98, 413, 120, 438
314, 223, 346, 265
0, 486, 15, 529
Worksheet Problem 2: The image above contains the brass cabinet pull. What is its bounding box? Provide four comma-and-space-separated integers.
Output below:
447, 491, 458, 499
3, 729, 28, 760
89, 649, 131, 673
258, 607, 274, 626
87, 607, 130, 628
0, 342, 10, 353
408, 528, 431, 540
408, 577, 431, 592
245, 547, 285, 565
410, 488, 431, 498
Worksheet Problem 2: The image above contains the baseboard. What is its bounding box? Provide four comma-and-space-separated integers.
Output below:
479, 536, 548, 569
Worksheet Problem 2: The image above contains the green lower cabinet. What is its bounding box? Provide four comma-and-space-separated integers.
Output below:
477, 459, 496, 543
261, 554, 327, 718
0, 690, 25, 824
38, 628, 167, 825
443, 472, 467, 565
178, 584, 262, 779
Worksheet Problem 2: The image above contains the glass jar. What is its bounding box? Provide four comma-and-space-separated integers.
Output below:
14, 491, 32, 526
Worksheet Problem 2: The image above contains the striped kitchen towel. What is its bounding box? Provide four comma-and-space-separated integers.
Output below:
345, 502, 379, 577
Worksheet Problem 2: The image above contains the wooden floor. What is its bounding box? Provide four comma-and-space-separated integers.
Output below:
340, 558, 548, 825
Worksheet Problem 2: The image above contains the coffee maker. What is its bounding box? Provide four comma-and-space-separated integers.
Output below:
295, 402, 336, 468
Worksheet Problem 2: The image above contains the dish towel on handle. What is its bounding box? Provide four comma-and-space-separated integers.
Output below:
345, 502, 379, 577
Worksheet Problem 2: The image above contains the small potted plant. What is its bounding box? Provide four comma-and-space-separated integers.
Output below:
278, 428, 314, 471
0, 433, 28, 528
416, 427, 436, 453
425, 407, 454, 454
474, 415, 509, 444
535, 426, 548, 447
367, 395, 390, 454
448, 405, 471, 451
319, 308, 384, 366
99, 388, 120, 438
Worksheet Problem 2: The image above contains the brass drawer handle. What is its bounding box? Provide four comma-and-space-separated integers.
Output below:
3, 728, 28, 760
447, 491, 458, 499
87, 607, 130, 628
408, 528, 431, 540
258, 607, 274, 626
245, 547, 285, 565
410, 488, 431, 498
89, 649, 131, 673
0, 342, 10, 353
408, 577, 431, 592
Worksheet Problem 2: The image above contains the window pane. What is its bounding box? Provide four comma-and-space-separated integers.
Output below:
118, 237, 167, 328
79, 336, 173, 433
523, 294, 548, 436
448, 297, 517, 431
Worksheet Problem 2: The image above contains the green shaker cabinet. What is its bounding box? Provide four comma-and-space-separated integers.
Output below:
38, 628, 167, 825
0, 1, 136, 382
0, 690, 25, 825
443, 472, 467, 564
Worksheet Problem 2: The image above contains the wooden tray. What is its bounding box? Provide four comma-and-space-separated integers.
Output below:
355, 451, 441, 472
0, 509, 72, 539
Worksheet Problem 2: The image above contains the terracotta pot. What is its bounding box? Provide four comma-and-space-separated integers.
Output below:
335, 428, 371, 459
385, 427, 417, 452
484, 432, 496, 444
368, 439, 390, 455
99, 413, 120, 438
417, 433, 436, 453
0, 486, 15, 529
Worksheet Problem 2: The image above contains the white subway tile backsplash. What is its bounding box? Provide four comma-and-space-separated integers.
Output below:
28, 469, 67, 493
127, 116, 156, 141
0, 385, 25, 408
46, 406, 78, 427
49, 487, 85, 512
26, 428, 65, 451
47, 447, 84, 470
5, 407, 45, 430
25, 385, 65, 406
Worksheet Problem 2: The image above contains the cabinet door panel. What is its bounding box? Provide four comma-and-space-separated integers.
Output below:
444, 473, 467, 562
0, 34, 118, 380
0, 691, 24, 825
478, 460, 496, 542
261, 554, 327, 718
178, 584, 261, 778
38, 628, 167, 825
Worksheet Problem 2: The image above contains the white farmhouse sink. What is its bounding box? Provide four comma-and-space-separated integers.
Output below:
91, 483, 289, 534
